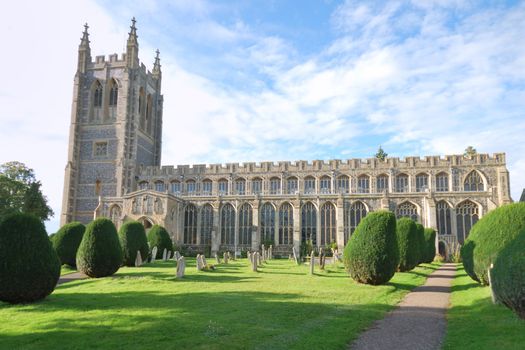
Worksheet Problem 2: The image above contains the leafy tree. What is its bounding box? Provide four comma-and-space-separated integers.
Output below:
463, 146, 477, 158
0, 161, 53, 221
375, 146, 388, 161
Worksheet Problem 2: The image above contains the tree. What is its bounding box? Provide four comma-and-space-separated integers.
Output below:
375, 146, 388, 161
0, 161, 53, 221
463, 146, 477, 158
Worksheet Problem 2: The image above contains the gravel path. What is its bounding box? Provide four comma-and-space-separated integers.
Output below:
57, 272, 87, 285
350, 263, 457, 350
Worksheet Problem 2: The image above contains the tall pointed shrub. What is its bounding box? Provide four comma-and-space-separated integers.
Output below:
76, 218, 122, 278
147, 225, 173, 259
343, 211, 399, 285
415, 223, 426, 264
53, 222, 85, 267
396, 218, 419, 271
119, 221, 149, 266
422, 228, 437, 263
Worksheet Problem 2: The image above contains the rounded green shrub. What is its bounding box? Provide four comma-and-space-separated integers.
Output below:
52, 222, 85, 267
0, 213, 60, 303
461, 202, 525, 285
119, 221, 149, 266
422, 228, 437, 263
491, 230, 525, 320
396, 218, 419, 272
147, 225, 173, 259
415, 223, 426, 264
343, 211, 399, 285
76, 218, 123, 278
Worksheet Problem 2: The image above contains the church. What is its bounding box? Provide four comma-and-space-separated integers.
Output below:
60, 19, 512, 257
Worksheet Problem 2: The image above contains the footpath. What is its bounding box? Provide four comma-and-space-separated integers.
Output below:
350, 263, 456, 350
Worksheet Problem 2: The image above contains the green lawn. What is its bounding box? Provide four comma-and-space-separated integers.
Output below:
60, 265, 77, 276
444, 265, 525, 350
1, 259, 439, 350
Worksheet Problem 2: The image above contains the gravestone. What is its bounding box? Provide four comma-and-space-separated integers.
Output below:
309, 251, 315, 275
247, 251, 252, 263
258, 252, 263, 266
223, 252, 229, 264
269, 245, 273, 260
135, 250, 143, 267
202, 255, 207, 266
320, 252, 325, 270
251, 252, 258, 272
162, 248, 167, 261
215, 252, 221, 264
167, 251, 172, 260
174, 251, 181, 261
196, 254, 204, 271
151, 246, 158, 263
176, 257, 186, 278
292, 246, 299, 265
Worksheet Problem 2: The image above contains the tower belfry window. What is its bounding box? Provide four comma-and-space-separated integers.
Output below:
109, 81, 118, 106
93, 82, 103, 107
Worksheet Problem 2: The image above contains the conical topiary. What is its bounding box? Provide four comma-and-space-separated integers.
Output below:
0, 213, 61, 303
76, 218, 123, 278
343, 211, 399, 285
461, 202, 525, 284
53, 222, 85, 267
415, 223, 426, 264
119, 221, 149, 267
396, 218, 419, 272
147, 225, 173, 259
422, 228, 437, 263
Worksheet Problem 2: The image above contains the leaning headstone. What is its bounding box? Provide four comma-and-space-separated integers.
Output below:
151, 246, 158, 263
309, 251, 315, 275
162, 248, 168, 261
223, 252, 229, 264
215, 252, 221, 264
292, 246, 299, 265
174, 251, 181, 261
167, 251, 172, 260
176, 257, 186, 278
135, 250, 143, 267
196, 254, 204, 271
320, 252, 326, 270
201, 255, 207, 266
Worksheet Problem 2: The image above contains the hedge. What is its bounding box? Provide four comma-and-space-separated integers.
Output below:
396, 218, 419, 272
422, 228, 437, 263
53, 222, 85, 267
119, 221, 149, 266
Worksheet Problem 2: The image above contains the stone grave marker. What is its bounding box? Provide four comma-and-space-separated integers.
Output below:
196, 254, 204, 271
223, 252, 229, 264
174, 251, 181, 261
309, 250, 315, 275
135, 250, 143, 267
176, 257, 186, 278
320, 252, 326, 270
215, 252, 221, 264
247, 251, 252, 263
292, 246, 299, 265
167, 251, 172, 260
269, 245, 273, 260
251, 252, 258, 272
151, 246, 158, 263
162, 248, 168, 261
202, 255, 207, 266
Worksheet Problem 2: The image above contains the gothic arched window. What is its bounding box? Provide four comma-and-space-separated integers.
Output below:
320, 176, 331, 194
235, 178, 246, 195
286, 177, 298, 194
155, 181, 165, 192
202, 179, 212, 195
396, 174, 409, 193
301, 202, 317, 245
260, 202, 275, 244
456, 200, 479, 243
146, 94, 153, 134
139, 88, 146, 130
220, 203, 235, 245
170, 181, 181, 194
357, 175, 370, 193
436, 201, 452, 235
238, 203, 252, 246
251, 177, 262, 195
416, 173, 429, 192
278, 203, 293, 245
269, 177, 280, 195
183, 204, 198, 244
320, 202, 336, 245
436, 172, 449, 192
304, 176, 316, 194
464, 171, 484, 192
336, 175, 350, 194
218, 178, 228, 195
200, 204, 213, 245
109, 79, 118, 107
376, 174, 389, 193
186, 180, 196, 194
93, 81, 103, 108
396, 201, 418, 221
344, 201, 368, 244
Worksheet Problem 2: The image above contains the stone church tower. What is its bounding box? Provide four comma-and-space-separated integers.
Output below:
60, 19, 163, 225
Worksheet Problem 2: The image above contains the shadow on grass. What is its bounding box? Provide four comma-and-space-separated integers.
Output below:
0, 289, 396, 350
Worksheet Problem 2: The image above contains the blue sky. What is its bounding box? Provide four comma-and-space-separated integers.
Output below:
0, 0, 524, 233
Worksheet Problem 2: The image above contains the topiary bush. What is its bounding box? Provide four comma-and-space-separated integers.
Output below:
343, 211, 399, 285
147, 225, 173, 259
415, 223, 426, 264
119, 221, 149, 266
0, 213, 61, 303
491, 230, 525, 319
52, 222, 85, 267
76, 218, 123, 278
461, 202, 525, 285
422, 228, 437, 263
396, 218, 419, 272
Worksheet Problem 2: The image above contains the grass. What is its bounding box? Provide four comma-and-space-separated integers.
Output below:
443, 264, 525, 350
0, 259, 439, 350
60, 265, 77, 276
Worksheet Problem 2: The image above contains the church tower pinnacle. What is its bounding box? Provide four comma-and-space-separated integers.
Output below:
77, 23, 91, 73
152, 49, 162, 77
126, 17, 139, 68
